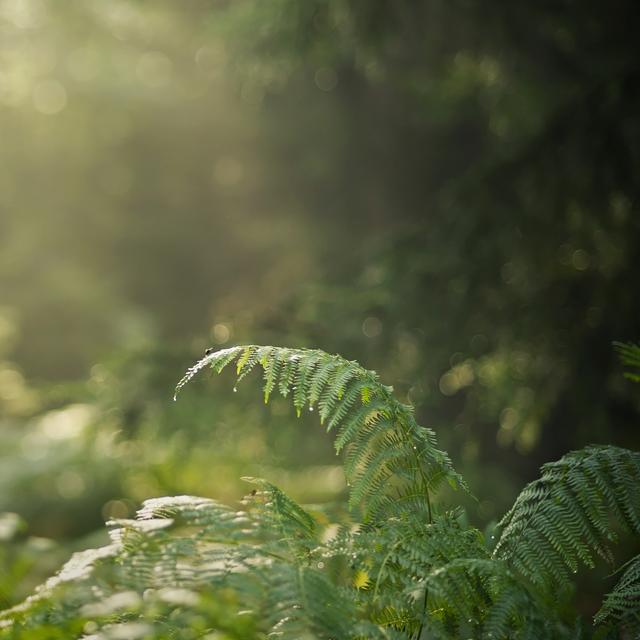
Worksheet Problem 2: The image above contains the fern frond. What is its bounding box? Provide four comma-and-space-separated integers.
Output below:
494, 446, 640, 593
350, 513, 490, 636
334, 398, 390, 453
307, 357, 339, 408
241, 477, 318, 556
262, 564, 378, 639
261, 346, 283, 403
0, 490, 370, 640
424, 558, 558, 639
318, 364, 360, 424
614, 341, 640, 382
292, 350, 321, 416
595, 554, 640, 631
173, 345, 241, 399
235, 345, 261, 383
175, 345, 466, 523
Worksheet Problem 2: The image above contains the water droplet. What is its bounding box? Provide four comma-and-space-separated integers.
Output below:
309, 406, 314, 412
233, 387, 238, 393
490, 535, 495, 540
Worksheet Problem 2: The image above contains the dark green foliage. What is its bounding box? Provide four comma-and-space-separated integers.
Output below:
595, 555, 640, 630
494, 446, 640, 586
615, 342, 640, 383
2, 346, 639, 638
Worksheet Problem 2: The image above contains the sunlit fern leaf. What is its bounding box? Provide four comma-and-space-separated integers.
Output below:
173, 345, 241, 399
307, 357, 339, 408
494, 446, 640, 594
135, 495, 258, 544
334, 398, 390, 453
614, 341, 640, 382
137, 494, 224, 521
2, 488, 350, 638
292, 351, 322, 416
326, 380, 367, 431
277, 349, 297, 398
174, 345, 466, 523
236, 345, 261, 384
0, 543, 121, 633
343, 415, 395, 480
318, 364, 360, 424
261, 346, 283, 403
595, 554, 640, 631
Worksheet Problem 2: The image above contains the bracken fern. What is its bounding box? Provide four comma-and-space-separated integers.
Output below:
1, 344, 639, 639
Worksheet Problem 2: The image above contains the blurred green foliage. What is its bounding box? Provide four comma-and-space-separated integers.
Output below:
1, 0, 639, 621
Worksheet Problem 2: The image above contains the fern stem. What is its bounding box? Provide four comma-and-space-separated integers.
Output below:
424, 485, 433, 524
415, 582, 429, 640
394, 404, 433, 525
390, 405, 433, 638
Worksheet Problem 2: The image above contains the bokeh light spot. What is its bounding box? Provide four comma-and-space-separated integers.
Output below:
362, 316, 382, 338
571, 249, 590, 271
439, 372, 458, 396
102, 499, 132, 520
55, 470, 85, 498
500, 407, 519, 431
314, 67, 337, 92
39, 405, 93, 440
212, 322, 231, 343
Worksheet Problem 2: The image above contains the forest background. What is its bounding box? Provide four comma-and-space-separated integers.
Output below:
1, 0, 639, 618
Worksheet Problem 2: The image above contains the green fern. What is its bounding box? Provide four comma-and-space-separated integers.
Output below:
2, 344, 639, 639
615, 341, 640, 382
595, 554, 640, 632
493, 446, 640, 593
175, 345, 466, 524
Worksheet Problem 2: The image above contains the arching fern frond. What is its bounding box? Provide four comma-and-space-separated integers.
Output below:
494, 446, 640, 594
175, 345, 467, 523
